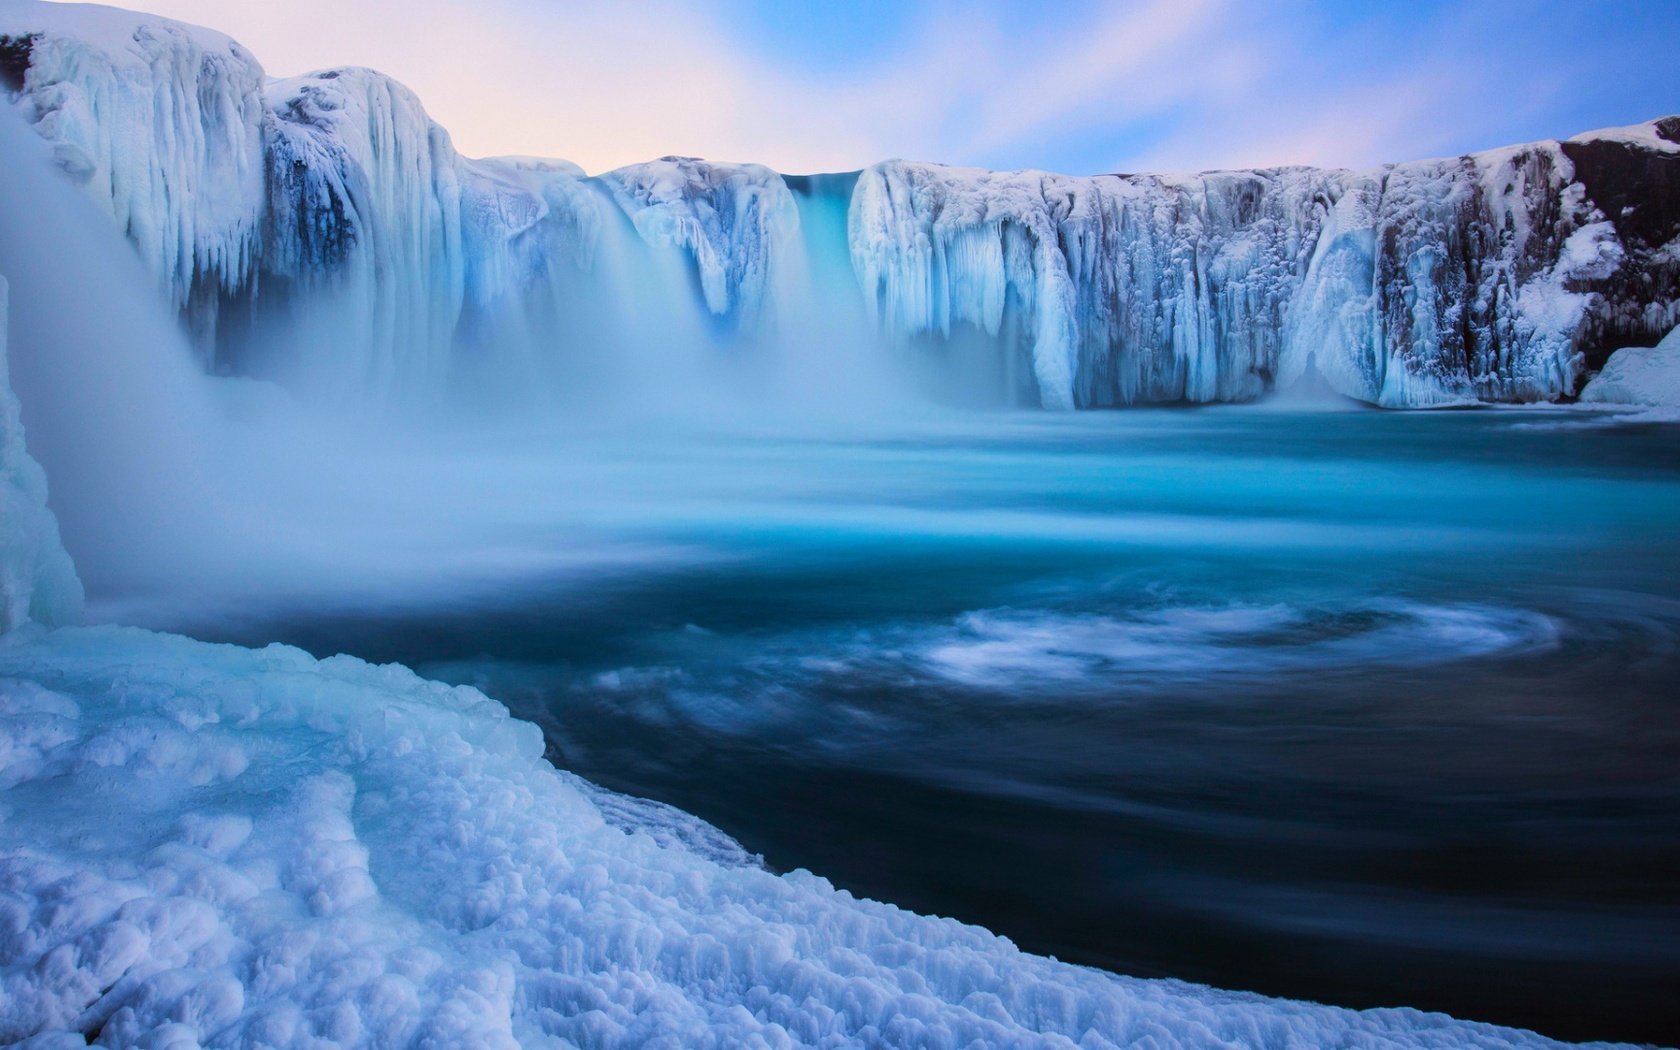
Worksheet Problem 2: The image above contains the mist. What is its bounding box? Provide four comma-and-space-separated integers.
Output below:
0, 107, 967, 629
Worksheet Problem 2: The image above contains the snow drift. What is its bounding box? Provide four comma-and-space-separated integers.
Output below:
3, 2, 1678, 409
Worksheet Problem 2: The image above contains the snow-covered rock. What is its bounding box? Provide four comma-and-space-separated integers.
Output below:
0, 1, 264, 353
1580, 325, 1680, 405
603, 157, 804, 333
256, 66, 469, 397
0, 625, 1630, 1049
851, 142, 1643, 408
850, 161, 1334, 408
0, 274, 82, 633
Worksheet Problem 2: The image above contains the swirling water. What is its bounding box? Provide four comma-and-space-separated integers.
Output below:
168, 405, 1680, 1045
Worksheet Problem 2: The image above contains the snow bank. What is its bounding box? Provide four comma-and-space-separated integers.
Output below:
1580, 325, 1680, 406
0, 274, 82, 632
0, 625, 1623, 1049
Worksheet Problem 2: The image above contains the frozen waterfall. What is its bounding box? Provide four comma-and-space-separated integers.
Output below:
2, 1, 1677, 410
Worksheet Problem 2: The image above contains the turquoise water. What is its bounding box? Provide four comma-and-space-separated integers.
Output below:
176, 405, 1680, 1044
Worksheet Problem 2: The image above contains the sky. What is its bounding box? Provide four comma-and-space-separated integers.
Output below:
61, 0, 1680, 175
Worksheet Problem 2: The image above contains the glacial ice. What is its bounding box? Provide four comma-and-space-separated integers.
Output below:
4, 2, 1678, 409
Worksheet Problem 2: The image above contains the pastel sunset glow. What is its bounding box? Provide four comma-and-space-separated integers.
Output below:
84, 0, 1680, 174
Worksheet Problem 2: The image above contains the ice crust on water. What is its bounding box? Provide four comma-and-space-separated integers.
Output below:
4, 2, 1678, 408
1579, 325, 1680, 406
0, 625, 1630, 1050
0, 275, 83, 632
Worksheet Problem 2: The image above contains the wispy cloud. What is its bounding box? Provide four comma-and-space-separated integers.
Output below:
58, 0, 1680, 175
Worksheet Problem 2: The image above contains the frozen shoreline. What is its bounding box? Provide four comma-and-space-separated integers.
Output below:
0, 624, 1632, 1049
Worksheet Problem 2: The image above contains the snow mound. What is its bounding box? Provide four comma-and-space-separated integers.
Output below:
1579, 326, 1680, 406
0, 625, 1622, 1049
0, 274, 82, 632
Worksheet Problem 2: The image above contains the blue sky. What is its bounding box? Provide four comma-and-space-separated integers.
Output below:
115, 0, 1678, 175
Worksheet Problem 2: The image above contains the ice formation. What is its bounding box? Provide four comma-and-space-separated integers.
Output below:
0, 274, 82, 632
0, 3, 264, 347
1579, 324, 1680, 406
0, 12, 1666, 1040
602, 157, 805, 334
4, 3, 1678, 408
0, 622, 1635, 1050
849, 148, 1634, 408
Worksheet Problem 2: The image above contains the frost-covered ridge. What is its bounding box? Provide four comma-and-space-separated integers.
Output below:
0, 626, 1632, 1049
2, 1, 1678, 406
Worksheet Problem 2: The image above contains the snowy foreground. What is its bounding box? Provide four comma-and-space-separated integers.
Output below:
0, 626, 1631, 1050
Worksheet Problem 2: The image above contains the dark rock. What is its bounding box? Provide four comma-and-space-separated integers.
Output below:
0, 33, 38, 92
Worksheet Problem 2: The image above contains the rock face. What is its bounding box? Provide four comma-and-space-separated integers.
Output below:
0, 273, 83, 632
1580, 325, 1680, 406
2, 1, 1678, 409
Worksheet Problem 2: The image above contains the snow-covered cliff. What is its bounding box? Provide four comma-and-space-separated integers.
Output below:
0, 3, 263, 350
851, 140, 1645, 408
602, 156, 805, 334
0, 273, 82, 633
3, 2, 1678, 409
